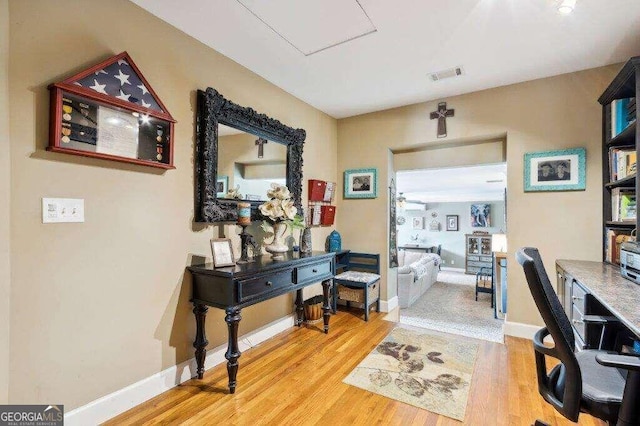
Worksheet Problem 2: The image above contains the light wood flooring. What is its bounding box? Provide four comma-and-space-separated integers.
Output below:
105, 307, 606, 425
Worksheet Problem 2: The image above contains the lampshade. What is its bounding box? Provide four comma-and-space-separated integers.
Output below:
491, 233, 507, 253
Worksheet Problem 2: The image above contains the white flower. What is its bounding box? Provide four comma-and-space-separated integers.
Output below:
267, 183, 291, 200
282, 199, 297, 220
259, 199, 284, 221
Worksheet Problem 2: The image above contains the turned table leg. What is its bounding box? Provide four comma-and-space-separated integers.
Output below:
295, 289, 304, 326
322, 279, 332, 334
193, 303, 209, 380
225, 307, 242, 394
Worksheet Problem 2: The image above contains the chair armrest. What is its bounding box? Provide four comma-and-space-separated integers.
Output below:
595, 354, 640, 371
582, 315, 618, 325
533, 327, 557, 357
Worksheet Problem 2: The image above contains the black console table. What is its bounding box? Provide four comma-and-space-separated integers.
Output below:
188, 251, 335, 393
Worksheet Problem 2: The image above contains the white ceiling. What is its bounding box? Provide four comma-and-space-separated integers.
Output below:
132, 0, 640, 119
397, 163, 507, 203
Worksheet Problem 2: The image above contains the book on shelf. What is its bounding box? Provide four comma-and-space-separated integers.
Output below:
604, 228, 634, 265
611, 97, 636, 138
611, 187, 636, 222
609, 147, 636, 181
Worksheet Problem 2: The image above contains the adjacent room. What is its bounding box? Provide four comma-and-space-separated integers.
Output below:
395, 164, 507, 344
2, 1, 640, 425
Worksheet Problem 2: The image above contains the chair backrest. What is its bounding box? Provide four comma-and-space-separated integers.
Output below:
346, 252, 380, 275
516, 247, 582, 420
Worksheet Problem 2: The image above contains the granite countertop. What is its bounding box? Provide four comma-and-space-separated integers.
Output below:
557, 259, 640, 337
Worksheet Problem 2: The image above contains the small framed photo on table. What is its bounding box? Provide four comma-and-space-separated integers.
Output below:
210, 238, 235, 268
524, 148, 586, 192
344, 168, 377, 199
446, 215, 459, 231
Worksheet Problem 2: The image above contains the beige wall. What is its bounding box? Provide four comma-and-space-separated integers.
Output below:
0, 0, 10, 405
8, 0, 337, 409
337, 65, 617, 325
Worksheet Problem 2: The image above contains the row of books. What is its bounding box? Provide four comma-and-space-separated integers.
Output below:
609, 147, 637, 181
611, 97, 636, 138
611, 187, 637, 222
604, 228, 634, 265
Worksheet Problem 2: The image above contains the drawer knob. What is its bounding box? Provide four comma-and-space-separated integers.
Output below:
573, 319, 584, 325
266, 281, 273, 287
572, 296, 583, 301
312, 269, 318, 273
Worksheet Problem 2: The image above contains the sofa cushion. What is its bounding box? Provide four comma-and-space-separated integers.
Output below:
397, 265, 412, 274
403, 250, 424, 266
408, 261, 429, 279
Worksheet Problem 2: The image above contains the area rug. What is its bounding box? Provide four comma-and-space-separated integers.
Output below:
343, 326, 478, 421
400, 271, 504, 343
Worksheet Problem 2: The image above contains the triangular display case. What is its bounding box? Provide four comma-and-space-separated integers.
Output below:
48, 51, 176, 169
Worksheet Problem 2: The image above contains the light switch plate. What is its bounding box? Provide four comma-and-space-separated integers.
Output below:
42, 198, 85, 223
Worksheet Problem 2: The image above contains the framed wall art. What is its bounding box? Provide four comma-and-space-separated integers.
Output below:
210, 238, 235, 268
344, 168, 377, 199
524, 147, 586, 192
446, 215, 459, 231
48, 51, 176, 169
216, 175, 228, 197
412, 217, 424, 230
471, 204, 491, 227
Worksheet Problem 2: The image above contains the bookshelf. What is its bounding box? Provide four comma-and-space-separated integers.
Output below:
599, 57, 640, 264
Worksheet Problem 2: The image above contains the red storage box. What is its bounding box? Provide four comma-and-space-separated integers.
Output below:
308, 179, 327, 201
321, 205, 336, 226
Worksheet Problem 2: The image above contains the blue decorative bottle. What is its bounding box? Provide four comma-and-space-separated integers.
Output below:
326, 230, 342, 252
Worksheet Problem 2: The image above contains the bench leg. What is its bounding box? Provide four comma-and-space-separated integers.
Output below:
364, 285, 369, 322
376, 297, 380, 313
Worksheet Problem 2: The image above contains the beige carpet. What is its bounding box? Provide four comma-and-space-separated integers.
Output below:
400, 270, 504, 343
343, 326, 479, 421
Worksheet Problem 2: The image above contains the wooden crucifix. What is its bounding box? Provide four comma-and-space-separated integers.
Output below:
429, 102, 454, 138
255, 137, 268, 158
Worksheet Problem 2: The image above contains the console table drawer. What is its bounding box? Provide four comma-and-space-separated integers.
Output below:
296, 260, 332, 283
238, 271, 293, 302
468, 260, 490, 268
571, 304, 586, 342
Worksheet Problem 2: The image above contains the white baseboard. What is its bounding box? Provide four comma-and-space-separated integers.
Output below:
503, 320, 541, 340
380, 296, 398, 313
65, 314, 296, 426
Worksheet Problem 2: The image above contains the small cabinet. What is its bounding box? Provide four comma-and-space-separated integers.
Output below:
465, 233, 492, 274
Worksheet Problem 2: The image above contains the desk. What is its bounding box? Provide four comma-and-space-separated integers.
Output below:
188, 251, 335, 393
556, 260, 640, 349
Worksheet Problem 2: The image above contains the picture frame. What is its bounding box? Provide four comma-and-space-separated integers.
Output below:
524, 147, 586, 192
210, 238, 235, 268
412, 217, 424, 230
344, 168, 377, 199
471, 204, 491, 227
446, 215, 459, 231
216, 175, 229, 197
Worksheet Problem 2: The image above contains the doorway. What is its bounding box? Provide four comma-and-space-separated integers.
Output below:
394, 163, 507, 343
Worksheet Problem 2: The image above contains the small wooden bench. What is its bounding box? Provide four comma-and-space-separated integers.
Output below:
333, 252, 380, 321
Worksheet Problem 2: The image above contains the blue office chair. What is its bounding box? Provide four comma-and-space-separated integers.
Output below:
517, 247, 640, 426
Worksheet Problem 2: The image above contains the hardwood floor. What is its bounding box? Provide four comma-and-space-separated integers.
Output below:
105, 308, 606, 425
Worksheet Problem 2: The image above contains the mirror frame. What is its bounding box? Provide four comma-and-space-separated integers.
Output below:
195, 88, 306, 223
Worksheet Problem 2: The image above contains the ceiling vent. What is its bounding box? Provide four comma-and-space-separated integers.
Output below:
429, 66, 464, 82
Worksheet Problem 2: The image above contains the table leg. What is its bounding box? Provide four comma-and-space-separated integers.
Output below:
225, 307, 242, 394
295, 289, 304, 326
322, 279, 332, 334
192, 303, 208, 380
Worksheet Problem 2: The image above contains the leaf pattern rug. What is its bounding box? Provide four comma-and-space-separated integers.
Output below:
343, 326, 478, 421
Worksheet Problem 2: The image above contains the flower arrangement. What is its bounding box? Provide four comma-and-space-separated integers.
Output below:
259, 183, 298, 224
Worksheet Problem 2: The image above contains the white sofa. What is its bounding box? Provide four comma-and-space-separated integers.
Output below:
397, 250, 441, 308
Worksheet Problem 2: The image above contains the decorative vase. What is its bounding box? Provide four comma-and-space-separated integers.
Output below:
264, 221, 289, 260
300, 227, 312, 254
325, 230, 342, 252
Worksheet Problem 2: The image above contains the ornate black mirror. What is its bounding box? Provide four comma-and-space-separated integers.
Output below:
195, 88, 305, 223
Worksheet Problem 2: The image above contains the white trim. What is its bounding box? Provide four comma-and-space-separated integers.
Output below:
65, 314, 296, 426
379, 296, 398, 313
503, 320, 540, 340
440, 266, 465, 273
